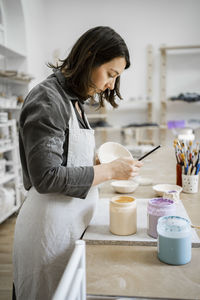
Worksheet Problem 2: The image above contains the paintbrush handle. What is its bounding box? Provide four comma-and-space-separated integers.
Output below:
196, 164, 200, 175
138, 145, 161, 161
191, 224, 200, 230
187, 164, 192, 175
191, 167, 196, 175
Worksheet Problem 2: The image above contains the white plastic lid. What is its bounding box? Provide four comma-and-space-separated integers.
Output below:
157, 216, 191, 238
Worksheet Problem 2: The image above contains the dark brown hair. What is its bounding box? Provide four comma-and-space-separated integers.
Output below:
48, 26, 130, 108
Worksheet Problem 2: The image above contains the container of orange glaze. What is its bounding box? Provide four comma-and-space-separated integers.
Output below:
109, 196, 137, 235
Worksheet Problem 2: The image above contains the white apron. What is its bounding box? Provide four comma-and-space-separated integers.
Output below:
13, 101, 98, 300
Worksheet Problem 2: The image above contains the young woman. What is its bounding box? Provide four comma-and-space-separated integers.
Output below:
13, 26, 143, 299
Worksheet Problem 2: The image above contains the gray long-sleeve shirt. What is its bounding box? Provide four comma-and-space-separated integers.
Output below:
19, 69, 94, 199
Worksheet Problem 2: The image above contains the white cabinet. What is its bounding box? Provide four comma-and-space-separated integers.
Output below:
0, 119, 21, 223
0, 0, 30, 117
0, 0, 30, 223
0, 45, 29, 223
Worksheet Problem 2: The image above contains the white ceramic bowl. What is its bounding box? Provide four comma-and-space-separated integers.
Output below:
134, 176, 153, 186
98, 142, 132, 164
152, 184, 183, 197
111, 180, 139, 194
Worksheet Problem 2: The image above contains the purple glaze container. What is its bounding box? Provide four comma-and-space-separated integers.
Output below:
147, 198, 176, 238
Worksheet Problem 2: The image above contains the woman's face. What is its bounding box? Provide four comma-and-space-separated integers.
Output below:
89, 57, 126, 95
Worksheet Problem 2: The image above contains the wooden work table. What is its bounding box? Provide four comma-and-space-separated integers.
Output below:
85, 146, 200, 299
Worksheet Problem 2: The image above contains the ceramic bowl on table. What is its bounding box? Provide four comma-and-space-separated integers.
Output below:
152, 184, 183, 202
97, 142, 132, 163
111, 180, 139, 194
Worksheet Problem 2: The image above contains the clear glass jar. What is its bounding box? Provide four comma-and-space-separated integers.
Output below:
157, 216, 191, 265
109, 196, 137, 236
147, 198, 176, 238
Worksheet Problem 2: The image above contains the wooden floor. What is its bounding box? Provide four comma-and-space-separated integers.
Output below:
0, 214, 17, 300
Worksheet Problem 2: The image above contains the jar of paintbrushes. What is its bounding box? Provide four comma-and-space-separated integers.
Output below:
174, 139, 199, 193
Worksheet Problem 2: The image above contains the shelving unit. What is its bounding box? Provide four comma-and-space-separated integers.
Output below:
159, 44, 200, 144
0, 53, 28, 221
86, 105, 108, 144
0, 64, 29, 120
146, 44, 154, 123
0, 1, 30, 223
0, 76, 32, 85
85, 47, 155, 148
0, 119, 21, 223
134, 44, 156, 146
0, 27, 30, 119
111, 45, 157, 147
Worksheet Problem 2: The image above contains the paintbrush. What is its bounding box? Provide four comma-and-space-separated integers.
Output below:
193, 150, 198, 167
138, 145, 161, 161
191, 224, 200, 230
173, 142, 179, 163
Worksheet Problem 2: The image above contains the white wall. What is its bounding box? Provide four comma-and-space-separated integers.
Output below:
21, 0, 47, 86
21, 0, 200, 124
2, 0, 26, 55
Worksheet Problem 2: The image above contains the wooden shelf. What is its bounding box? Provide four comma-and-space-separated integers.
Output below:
94, 125, 159, 131
0, 144, 15, 153
159, 125, 168, 129
0, 75, 31, 85
0, 106, 22, 110
87, 114, 107, 119
160, 45, 200, 51
167, 99, 200, 104
113, 101, 150, 111
94, 126, 121, 131
0, 205, 20, 224
0, 120, 15, 127
0, 173, 15, 185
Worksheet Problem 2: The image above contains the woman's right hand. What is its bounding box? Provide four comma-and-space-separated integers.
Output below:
92, 157, 143, 186
107, 157, 143, 180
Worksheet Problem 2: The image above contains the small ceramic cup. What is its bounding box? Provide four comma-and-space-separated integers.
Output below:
182, 174, 199, 194
163, 190, 180, 203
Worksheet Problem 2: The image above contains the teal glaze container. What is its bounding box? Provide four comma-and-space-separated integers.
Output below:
157, 216, 191, 265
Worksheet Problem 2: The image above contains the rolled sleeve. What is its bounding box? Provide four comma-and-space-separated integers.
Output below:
20, 84, 94, 199
63, 166, 94, 199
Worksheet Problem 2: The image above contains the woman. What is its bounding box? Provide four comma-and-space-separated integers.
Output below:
13, 26, 143, 299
